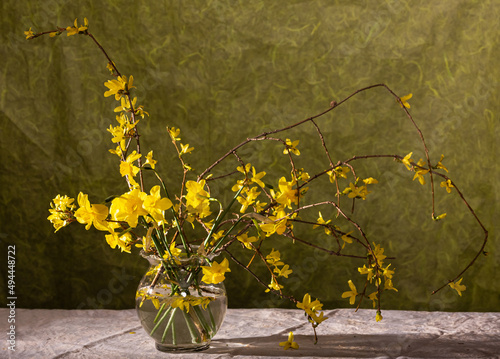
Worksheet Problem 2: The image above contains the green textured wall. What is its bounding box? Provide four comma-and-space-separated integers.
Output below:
1, 0, 498, 312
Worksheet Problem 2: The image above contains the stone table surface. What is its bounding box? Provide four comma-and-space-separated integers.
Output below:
1, 308, 500, 358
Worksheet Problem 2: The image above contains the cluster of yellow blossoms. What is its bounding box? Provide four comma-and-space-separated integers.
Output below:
36, 18, 477, 351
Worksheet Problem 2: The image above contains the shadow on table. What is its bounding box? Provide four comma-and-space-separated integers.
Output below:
207, 333, 500, 358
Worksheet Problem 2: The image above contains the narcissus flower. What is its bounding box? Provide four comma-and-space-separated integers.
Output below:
109, 188, 148, 228
201, 258, 231, 284
74, 192, 109, 231
279, 332, 299, 350
185, 180, 211, 218
275, 177, 302, 208
143, 185, 172, 223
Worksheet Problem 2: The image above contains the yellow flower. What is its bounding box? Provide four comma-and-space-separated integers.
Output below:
412, 159, 429, 185
382, 264, 395, 279
104, 75, 134, 100
310, 310, 328, 325
371, 243, 387, 264
345, 183, 370, 200
368, 292, 378, 308
236, 232, 258, 249
341, 231, 353, 249
109, 188, 148, 228
106, 61, 116, 74
283, 139, 300, 156
143, 185, 173, 223
237, 187, 261, 213
47, 195, 76, 232
66, 18, 88, 36
265, 277, 284, 293
363, 177, 378, 185
201, 258, 231, 284
358, 264, 375, 282
313, 211, 331, 235
327, 166, 350, 182
185, 180, 211, 218
402, 152, 413, 171
259, 209, 290, 236
163, 242, 182, 264
436, 154, 448, 172
279, 332, 299, 350
24, 27, 35, 39
120, 150, 142, 187
376, 311, 383, 322
274, 264, 293, 278
275, 177, 301, 208
250, 166, 266, 188
440, 179, 454, 193
114, 96, 137, 113
384, 278, 398, 292
74, 192, 109, 231
180, 143, 194, 155
265, 248, 284, 267
52, 194, 76, 211
399, 93, 412, 108
144, 151, 157, 169
297, 293, 323, 316
233, 164, 266, 191
105, 231, 132, 253
167, 127, 181, 141
433, 213, 447, 221
341, 280, 358, 305
449, 278, 466, 296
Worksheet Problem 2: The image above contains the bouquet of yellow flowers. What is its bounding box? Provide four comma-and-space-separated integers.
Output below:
28, 18, 487, 352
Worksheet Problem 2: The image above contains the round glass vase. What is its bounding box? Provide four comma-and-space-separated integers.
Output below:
135, 250, 227, 352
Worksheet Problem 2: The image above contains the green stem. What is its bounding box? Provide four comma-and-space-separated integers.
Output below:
210, 216, 246, 253
192, 305, 212, 338
182, 310, 201, 343
161, 308, 178, 343
204, 186, 245, 249
150, 306, 172, 336
154, 302, 166, 324
207, 305, 217, 335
